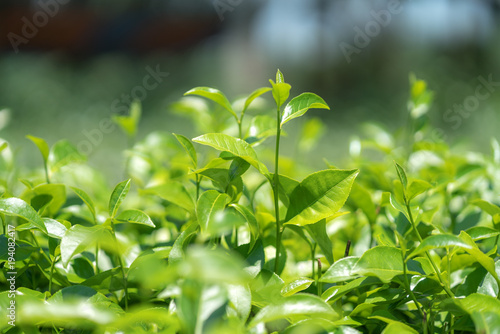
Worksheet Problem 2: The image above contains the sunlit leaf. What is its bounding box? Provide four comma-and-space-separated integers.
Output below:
109, 179, 131, 218
115, 209, 155, 228
281, 93, 329, 127
184, 86, 236, 119
0, 197, 47, 234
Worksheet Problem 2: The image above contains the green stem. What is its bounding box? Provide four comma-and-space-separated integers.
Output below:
401, 250, 425, 319
273, 107, 282, 274
238, 119, 243, 139
406, 202, 454, 298
44, 162, 50, 184
311, 245, 316, 282
195, 174, 200, 201
48, 255, 59, 295
95, 243, 100, 274
111, 219, 129, 310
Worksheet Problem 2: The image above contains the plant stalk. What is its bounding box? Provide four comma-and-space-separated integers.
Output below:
110, 219, 129, 310
273, 107, 282, 274
406, 202, 454, 298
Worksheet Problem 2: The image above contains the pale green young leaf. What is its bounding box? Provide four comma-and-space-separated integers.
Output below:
269, 80, 291, 109
184, 86, 236, 119
408, 234, 472, 258
245, 114, 278, 146
352, 246, 407, 283
112, 100, 141, 138
70, 186, 96, 223
196, 190, 230, 233
459, 231, 500, 284
407, 179, 432, 201
281, 93, 329, 127
320, 256, 360, 283
248, 294, 337, 328
471, 199, 500, 216
49, 139, 86, 172
193, 133, 269, 177
60, 224, 111, 267
115, 209, 155, 228
26, 135, 49, 163
241, 87, 271, 118
109, 179, 131, 218
0, 197, 47, 234
230, 203, 259, 249
21, 183, 66, 217
394, 162, 408, 191
471, 311, 500, 334
173, 133, 197, 168
466, 226, 500, 241
281, 278, 314, 297
382, 322, 418, 334
284, 169, 359, 226
142, 182, 194, 213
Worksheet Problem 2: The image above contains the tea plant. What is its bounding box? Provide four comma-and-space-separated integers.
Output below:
1, 71, 500, 333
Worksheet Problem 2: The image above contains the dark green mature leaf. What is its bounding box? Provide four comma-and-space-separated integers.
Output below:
173, 133, 197, 168
143, 181, 195, 212
115, 209, 155, 227
193, 133, 269, 176
284, 169, 359, 226
60, 224, 111, 267
26, 135, 49, 163
184, 86, 236, 119
0, 197, 47, 234
408, 234, 472, 258
306, 219, 334, 265
281, 93, 329, 127
249, 294, 337, 328
70, 186, 96, 222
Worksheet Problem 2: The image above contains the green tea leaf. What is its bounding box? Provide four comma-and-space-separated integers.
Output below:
471, 199, 500, 216
249, 294, 337, 327
60, 224, 111, 267
109, 179, 131, 218
230, 203, 259, 249
281, 278, 314, 297
22, 183, 66, 217
466, 226, 500, 241
382, 322, 418, 334
196, 190, 230, 234
173, 133, 197, 168
48, 139, 86, 172
459, 231, 500, 285
246, 114, 277, 146
408, 234, 472, 258
306, 219, 334, 265
270, 81, 291, 109
281, 93, 329, 127
43, 218, 68, 239
471, 312, 500, 334
26, 135, 49, 164
70, 186, 96, 223
320, 256, 360, 283
407, 179, 432, 201
193, 133, 269, 177
184, 86, 236, 119
112, 100, 141, 138
0, 197, 47, 234
394, 162, 408, 191
352, 246, 405, 283
284, 169, 358, 226
241, 87, 271, 118
115, 209, 155, 227
142, 182, 195, 212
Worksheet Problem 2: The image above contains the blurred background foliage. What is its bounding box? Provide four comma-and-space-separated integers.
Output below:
0, 0, 499, 183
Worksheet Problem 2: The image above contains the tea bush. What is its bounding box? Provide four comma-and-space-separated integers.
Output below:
1, 70, 500, 333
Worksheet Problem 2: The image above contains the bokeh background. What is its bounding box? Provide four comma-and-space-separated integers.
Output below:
1, 0, 499, 182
